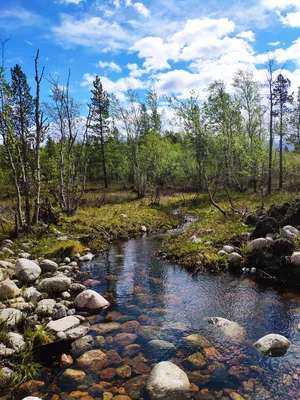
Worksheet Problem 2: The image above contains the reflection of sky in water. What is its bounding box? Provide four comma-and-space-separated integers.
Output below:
83, 234, 300, 399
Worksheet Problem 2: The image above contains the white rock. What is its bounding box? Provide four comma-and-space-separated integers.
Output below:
47, 316, 80, 332
147, 361, 190, 400
0, 279, 20, 300
78, 253, 94, 262
0, 308, 23, 327
141, 225, 147, 232
227, 252, 243, 264
266, 233, 278, 240
37, 276, 71, 293
120, 213, 128, 218
23, 286, 42, 302
65, 325, 90, 340
35, 299, 56, 317
207, 317, 246, 341
250, 267, 257, 273
18, 252, 31, 259
217, 250, 228, 257
291, 252, 300, 266
63, 257, 71, 264
223, 245, 235, 254
0, 260, 14, 269
1, 247, 14, 255
61, 291, 71, 300
15, 258, 41, 283
7, 332, 25, 352
282, 225, 300, 240
254, 334, 290, 356
74, 289, 109, 314
22, 398, 42, 400
249, 238, 269, 251
40, 259, 59, 273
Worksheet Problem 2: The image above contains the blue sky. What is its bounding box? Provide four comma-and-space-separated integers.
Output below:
1, 0, 300, 114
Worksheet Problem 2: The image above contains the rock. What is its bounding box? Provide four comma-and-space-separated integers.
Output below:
122, 344, 141, 358
228, 252, 243, 264
185, 352, 206, 369
21, 397, 42, 400
223, 245, 235, 254
254, 333, 291, 356
0, 260, 14, 269
35, 299, 56, 317
23, 286, 42, 302
116, 365, 132, 379
250, 267, 256, 273
0, 343, 14, 356
252, 217, 280, 239
114, 333, 137, 347
209, 366, 231, 388
291, 252, 300, 266
71, 335, 94, 356
70, 283, 86, 293
138, 326, 161, 341
141, 225, 147, 232
65, 324, 90, 339
217, 250, 228, 257
147, 361, 190, 400
77, 349, 109, 373
74, 289, 109, 314
78, 253, 94, 262
0, 308, 23, 327
248, 238, 269, 251
52, 306, 67, 320
0, 279, 20, 300
121, 320, 140, 333
47, 316, 80, 332
0, 367, 13, 388
182, 334, 210, 349
146, 340, 176, 361
7, 332, 25, 352
207, 317, 245, 341
60, 368, 86, 383
64, 257, 71, 264
18, 252, 31, 259
40, 259, 58, 273
282, 225, 300, 240
37, 276, 71, 293
1, 247, 14, 255
61, 291, 71, 300
60, 353, 73, 366
191, 235, 202, 244
123, 375, 148, 399
91, 322, 121, 334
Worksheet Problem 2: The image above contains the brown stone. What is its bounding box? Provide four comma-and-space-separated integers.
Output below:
69, 391, 89, 398
116, 365, 132, 379
90, 384, 104, 396
229, 393, 244, 400
198, 389, 214, 399
79, 396, 93, 400
77, 350, 109, 373
117, 387, 126, 395
107, 349, 123, 366
186, 352, 206, 370
100, 368, 116, 381
91, 322, 121, 335
60, 369, 86, 383
17, 380, 45, 396
112, 396, 131, 400
203, 347, 222, 361
122, 375, 148, 400
188, 371, 210, 386
228, 366, 249, 380
121, 320, 140, 333
60, 353, 74, 366
114, 333, 137, 347
122, 344, 141, 358
103, 393, 113, 400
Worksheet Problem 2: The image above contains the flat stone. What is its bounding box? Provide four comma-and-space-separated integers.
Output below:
91, 322, 121, 334
60, 368, 86, 383
47, 316, 80, 332
207, 317, 246, 341
146, 340, 176, 361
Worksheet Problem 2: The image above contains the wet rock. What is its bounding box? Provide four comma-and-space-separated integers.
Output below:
60, 368, 86, 383
7, 332, 25, 352
182, 334, 210, 349
35, 299, 56, 317
77, 349, 109, 373
185, 352, 206, 370
251, 217, 280, 239
114, 333, 137, 347
147, 361, 190, 400
113, 396, 131, 400
17, 380, 45, 396
91, 322, 121, 334
74, 289, 109, 314
138, 326, 161, 341
228, 366, 249, 380
0, 367, 13, 389
47, 316, 80, 332
116, 365, 132, 379
206, 317, 246, 341
60, 353, 73, 366
121, 320, 140, 333
15, 258, 41, 283
122, 344, 141, 358
65, 324, 90, 340
0, 279, 20, 300
208, 366, 231, 388
100, 368, 116, 380
106, 349, 123, 366
254, 333, 290, 356
291, 252, 300, 266
146, 339, 176, 361
122, 375, 148, 399
71, 335, 94, 356
0, 308, 23, 327
248, 238, 269, 251
229, 393, 244, 400
37, 276, 71, 293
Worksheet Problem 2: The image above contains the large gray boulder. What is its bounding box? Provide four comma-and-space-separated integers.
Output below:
37, 276, 71, 294
282, 225, 300, 240
254, 334, 290, 356
0, 279, 20, 300
248, 238, 269, 251
207, 317, 246, 341
74, 289, 109, 314
0, 308, 23, 327
147, 361, 190, 400
40, 259, 58, 274
15, 258, 41, 283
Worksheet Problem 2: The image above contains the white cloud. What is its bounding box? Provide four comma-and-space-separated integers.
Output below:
279, 10, 300, 27
127, 63, 147, 77
256, 38, 300, 67
52, 14, 134, 51
0, 7, 41, 28
268, 41, 281, 46
97, 61, 122, 72
262, 0, 300, 10
25, 40, 33, 46
133, 2, 150, 17
58, 0, 86, 4
113, 0, 121, 8
237, 31, 255, 42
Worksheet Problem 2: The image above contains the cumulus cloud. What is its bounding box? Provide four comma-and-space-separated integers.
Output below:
279, 10, 300, 27
237, 31, 255, 42
97, 61, 122, 72
57, 0, 86, 4
262, 0, 300, 10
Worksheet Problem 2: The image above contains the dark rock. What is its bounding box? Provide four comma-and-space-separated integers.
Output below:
208, 367, 232, 389
251, 217, 280, 239
245, 214, 259, 226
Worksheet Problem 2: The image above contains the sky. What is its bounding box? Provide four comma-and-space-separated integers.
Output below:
1, 0, 300, 115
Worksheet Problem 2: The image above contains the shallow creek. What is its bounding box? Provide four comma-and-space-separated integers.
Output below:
45, 233, 300, 400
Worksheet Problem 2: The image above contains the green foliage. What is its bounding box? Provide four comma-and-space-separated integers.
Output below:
12, 344, 41, 386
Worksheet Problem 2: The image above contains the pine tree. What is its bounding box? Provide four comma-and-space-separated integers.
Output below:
89, 76, 110, 188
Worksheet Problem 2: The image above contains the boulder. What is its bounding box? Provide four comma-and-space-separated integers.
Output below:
291, 252, 300, 266
228, 252, 243, 264
147, 361, 190, 400
282, 225, 300, 240
0, 308, 23, 327
248, 238, 269, 251
146, 340, 176, 361
207, 317, 245, 341
40, 259, 58, 274
35, 299, 56, 317
0, 279, 20, 300
252, 217, 280, 239
37, 276, 71, 293
47, 316, 80, 332
254, 333, 290, 356
74, 289, 109, 314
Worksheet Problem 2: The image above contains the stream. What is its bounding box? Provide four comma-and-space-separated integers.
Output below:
43, 232, 300, 400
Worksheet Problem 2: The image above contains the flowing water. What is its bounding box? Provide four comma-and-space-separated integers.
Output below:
45, 234, 300, 399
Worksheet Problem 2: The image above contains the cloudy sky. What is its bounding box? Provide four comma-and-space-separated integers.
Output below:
1, 0, 300, 111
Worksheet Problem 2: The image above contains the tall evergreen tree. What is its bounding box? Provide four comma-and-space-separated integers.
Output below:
89, 76, 110, 188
